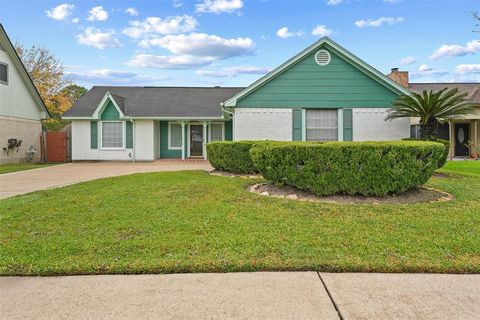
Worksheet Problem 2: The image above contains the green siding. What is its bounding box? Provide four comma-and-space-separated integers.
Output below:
90, 121, 98, 149
225, 120, 233, 141
100, 101, 120, 120
126, 121, 133, 148
236, 45, 398, 108
292, 109, 303, 141
343, 109, 353, 141
159, 121, 181, 159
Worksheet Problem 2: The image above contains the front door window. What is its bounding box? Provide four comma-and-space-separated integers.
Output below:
190, 125, 203, 157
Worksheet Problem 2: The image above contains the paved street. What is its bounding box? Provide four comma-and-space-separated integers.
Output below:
1, 272, 479, 320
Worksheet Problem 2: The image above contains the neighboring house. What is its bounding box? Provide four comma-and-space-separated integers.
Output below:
63, 37, 478, 161
0, 24, 50, 163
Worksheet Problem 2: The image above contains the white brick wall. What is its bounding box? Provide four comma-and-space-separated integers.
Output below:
0, 116, 42, 163
71, 120, 157, 161
233, 108, 292, 141
352, 108, 410, 141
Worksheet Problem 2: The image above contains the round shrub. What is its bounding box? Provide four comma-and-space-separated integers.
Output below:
250, 141, 445, 196
402, 138, 450, 168
206, 141, 268, 173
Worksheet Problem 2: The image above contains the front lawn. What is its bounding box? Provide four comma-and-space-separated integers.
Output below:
0, 163, 54, 174
0, 162, 479, 275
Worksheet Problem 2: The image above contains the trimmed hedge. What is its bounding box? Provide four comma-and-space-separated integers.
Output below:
206, 141, 268, 173
403, 138, 450, 168
250, 141, 445, 196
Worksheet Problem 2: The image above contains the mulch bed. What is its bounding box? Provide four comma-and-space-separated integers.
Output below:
249, 183, 453, 204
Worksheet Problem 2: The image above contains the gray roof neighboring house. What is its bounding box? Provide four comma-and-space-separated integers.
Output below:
63, 86, 244, 118
409, 83, 480, 103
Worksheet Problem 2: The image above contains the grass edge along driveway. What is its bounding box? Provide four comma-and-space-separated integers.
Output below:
0, 162, 479, 276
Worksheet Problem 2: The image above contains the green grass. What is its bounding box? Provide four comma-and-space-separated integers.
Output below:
442, 160, 480, 177
0, 161, 479, 275
0, 163, 54, 174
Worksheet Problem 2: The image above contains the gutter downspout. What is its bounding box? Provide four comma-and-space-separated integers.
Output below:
221, 103, 235, 140
131, 119, 136, 163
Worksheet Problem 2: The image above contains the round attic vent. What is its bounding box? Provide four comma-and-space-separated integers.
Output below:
315, 49, 331, 66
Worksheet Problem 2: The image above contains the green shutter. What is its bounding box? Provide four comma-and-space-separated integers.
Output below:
90, 121, 98, 149
126, 121, 133, 148
292, 109, 303, 141
343, 109, 353, 141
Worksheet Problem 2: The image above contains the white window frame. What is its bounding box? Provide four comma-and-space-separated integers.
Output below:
99, 120, 125, 150
0, 62, 8, 85
208, 122, 225, 142
305, 109, 339, 142
168, 122, 183, 150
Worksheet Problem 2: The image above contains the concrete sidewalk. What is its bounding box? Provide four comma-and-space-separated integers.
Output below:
0, 161, 213, 199
1, 272, 479, 320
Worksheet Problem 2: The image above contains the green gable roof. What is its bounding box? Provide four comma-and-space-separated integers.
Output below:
223, 37, 410, 108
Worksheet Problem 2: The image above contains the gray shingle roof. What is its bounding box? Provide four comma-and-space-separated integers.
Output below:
409, 83, 480, 103
63, 86, 244, 118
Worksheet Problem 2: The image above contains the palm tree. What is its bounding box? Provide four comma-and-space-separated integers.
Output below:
386, 88, 476, 139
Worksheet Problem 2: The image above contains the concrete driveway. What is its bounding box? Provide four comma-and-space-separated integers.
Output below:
0, 161, 213, 199
1, 272, 479, 320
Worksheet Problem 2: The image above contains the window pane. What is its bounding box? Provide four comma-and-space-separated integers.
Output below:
210, 124, 223, 142
306, 109, 338, 141
102, 122, 123, 148
170, 124, 182, 148
0, 64, 7, 83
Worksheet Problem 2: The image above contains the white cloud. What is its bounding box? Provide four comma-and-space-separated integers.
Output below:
76, 27, 122, 49
355, 17, 404, 28
326, 0, 343, 5
72, 17, 80, 23
311, 25, 333, 37
429, 40, 480, 60
276, 27, 302, 39
87, 6, 108, 21
127, 54, 215, 69
455, 64, 480, 75
125, 7, 138, 16
417, 64, 448, 76
400, 56, 416, 65
139, 33, 255, 59
196, 66, 271, 77
122, 15, 197, 38
196, 0, 243, 13
46, 3, 74, 21
173, 0, 183, 7
65, 68, 168, 85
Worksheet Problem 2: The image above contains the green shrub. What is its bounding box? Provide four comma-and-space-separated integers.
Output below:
250, 141, 444, 196
403, 138, 450, 168
206, 141, 270, 173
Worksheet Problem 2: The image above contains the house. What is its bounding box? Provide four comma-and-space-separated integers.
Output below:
0, 24, 50, 163
63, 37, 478, 161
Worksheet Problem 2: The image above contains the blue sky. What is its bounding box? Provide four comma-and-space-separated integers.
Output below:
1, 0, 479, 88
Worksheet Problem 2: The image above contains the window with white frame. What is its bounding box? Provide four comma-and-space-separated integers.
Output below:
169, 123, 182, 149
101, 121, 124, 148
306, 109, 338, 141
210, 123, 224, 142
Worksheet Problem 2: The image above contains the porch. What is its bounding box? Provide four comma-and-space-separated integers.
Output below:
446, 116, 480, 159
158, 120, 233, 160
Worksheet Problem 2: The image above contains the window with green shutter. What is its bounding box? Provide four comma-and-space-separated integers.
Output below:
90, 121, 98, 149
343, 109, 353, 141
126, 121, 133, 148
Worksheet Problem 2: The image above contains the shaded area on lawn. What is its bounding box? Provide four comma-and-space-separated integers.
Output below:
0, 162, 479, 275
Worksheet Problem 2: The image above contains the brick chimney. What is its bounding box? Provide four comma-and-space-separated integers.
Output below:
388, 68, 409, 88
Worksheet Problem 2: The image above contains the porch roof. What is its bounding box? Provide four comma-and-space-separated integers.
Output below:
64, 86, 244, 119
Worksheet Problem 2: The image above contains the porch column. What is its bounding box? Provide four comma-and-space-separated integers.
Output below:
181, 121, 185, 160
448, 120, 454, 160
203, 121, 208, 160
